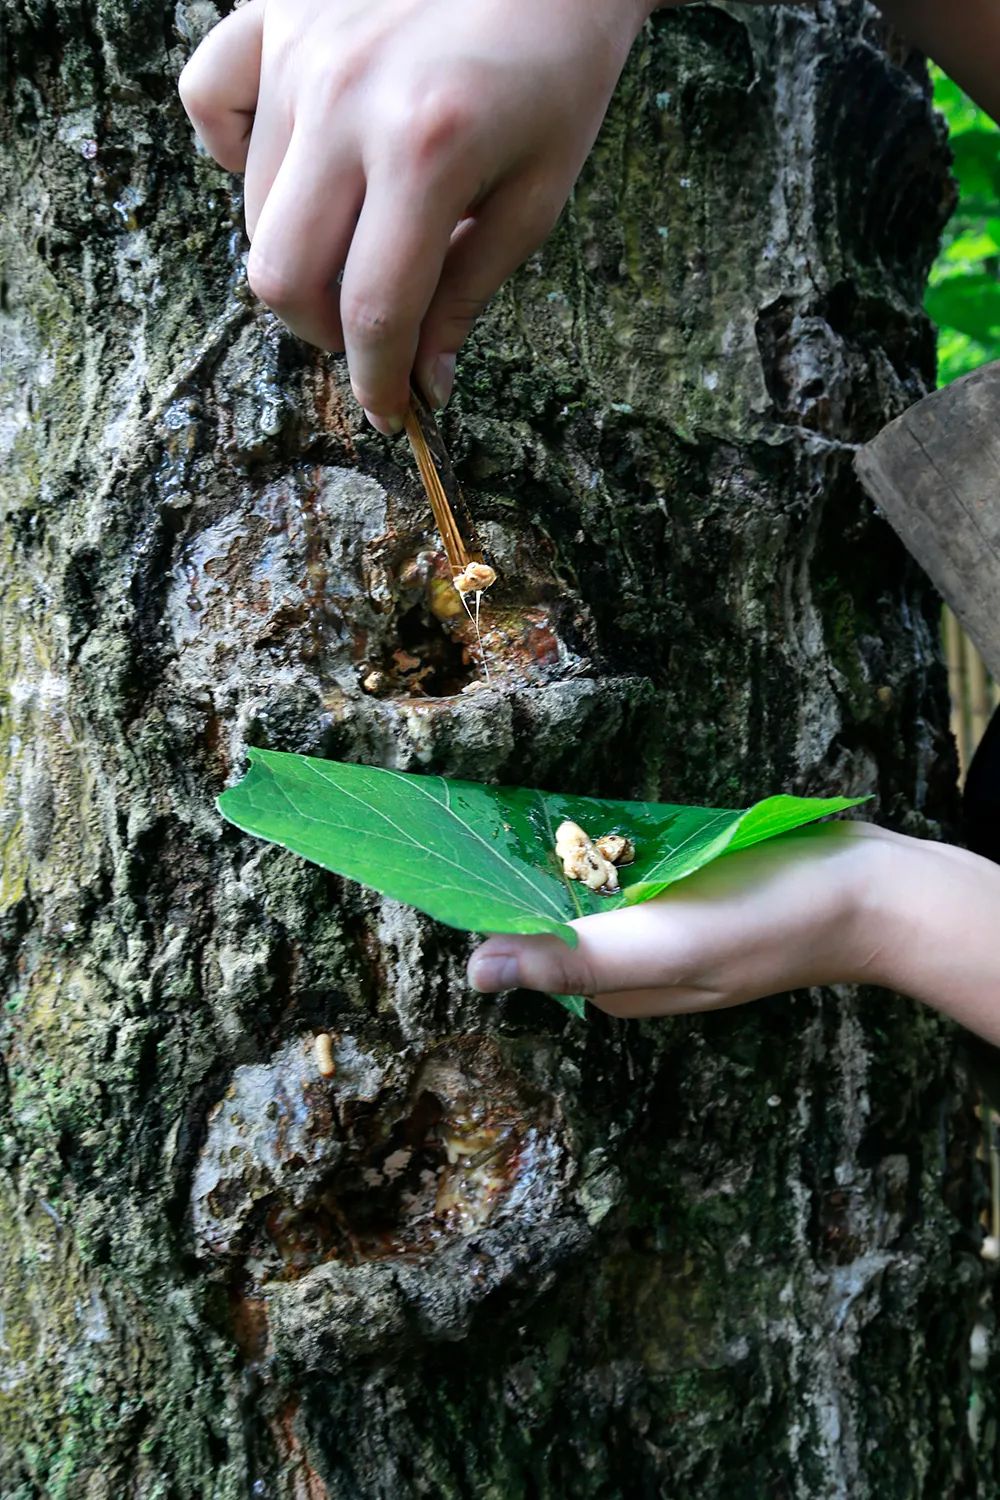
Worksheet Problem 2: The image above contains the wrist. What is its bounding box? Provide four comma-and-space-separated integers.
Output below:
846, 827, 965, 994
842, 828, 910, 991
849, 828, 1000, 1037
583, 1, 665, 55
819, 824, 907, 990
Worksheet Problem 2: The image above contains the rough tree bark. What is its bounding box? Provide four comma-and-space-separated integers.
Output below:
1, 2, 995, 1497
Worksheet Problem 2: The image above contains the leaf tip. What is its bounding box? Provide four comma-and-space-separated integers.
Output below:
552, 992, 588, 1019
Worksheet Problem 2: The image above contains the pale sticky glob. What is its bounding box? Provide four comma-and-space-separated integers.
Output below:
452, 561, 497, 595
554, 820, 635, 896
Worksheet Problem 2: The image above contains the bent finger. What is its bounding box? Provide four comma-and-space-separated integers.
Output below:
178, 0, 264, 173
415, 182, 562, 408
246, 127, 365, 352
340, 158, 480, 422
243, 70, 295, 239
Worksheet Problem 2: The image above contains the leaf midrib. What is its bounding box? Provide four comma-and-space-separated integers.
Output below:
258, 760, 547, 921
380, 766, 569, 923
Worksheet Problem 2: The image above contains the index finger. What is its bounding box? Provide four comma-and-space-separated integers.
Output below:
339, 160, 480, 426
178, 0, 264, 173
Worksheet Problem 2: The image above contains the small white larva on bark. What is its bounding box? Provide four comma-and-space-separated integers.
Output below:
314, 1032, 336, 1079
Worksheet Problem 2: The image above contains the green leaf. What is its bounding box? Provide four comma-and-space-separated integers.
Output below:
552, 994, 588, 1019
950, 129, 1000, 202
940, 227, 1000, 265
925, 273, 1000, 343
931, 68, 1000, 386
622, 792, 866, 902
935, 327, 998, 386
219, 751, 866, 1013
932, 66, 996, 138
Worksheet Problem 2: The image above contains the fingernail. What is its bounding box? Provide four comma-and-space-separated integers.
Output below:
424, 353, 456, 411
468, 951, 521, 993
364, 408, 404, 437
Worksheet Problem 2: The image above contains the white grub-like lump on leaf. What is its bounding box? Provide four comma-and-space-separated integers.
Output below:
595, 834, 635, 867
554, 821, 588, 859
554, 819, 634, 896
566, 843, 619, 894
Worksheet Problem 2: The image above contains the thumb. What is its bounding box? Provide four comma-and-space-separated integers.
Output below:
467, 932, 596, 998
467, 903, 686, 998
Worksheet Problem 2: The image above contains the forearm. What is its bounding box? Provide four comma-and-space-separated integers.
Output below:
878, 0, 1000, 122
860, 831, 1000, 1043
650, 0, 1000, 124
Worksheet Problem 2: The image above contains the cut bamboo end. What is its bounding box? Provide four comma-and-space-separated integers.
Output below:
943, 604, 1000, 779
403, 406, 472, 575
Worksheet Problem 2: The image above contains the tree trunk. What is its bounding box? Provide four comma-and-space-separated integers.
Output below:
1, 3, 994, 1496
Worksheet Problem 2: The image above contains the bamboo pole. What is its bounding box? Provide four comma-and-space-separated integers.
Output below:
970, 639, 993, 756
943, 604, 999, 777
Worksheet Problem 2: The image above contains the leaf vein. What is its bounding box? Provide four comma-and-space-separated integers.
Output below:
285, 761, 562, 918
379, 768, 569, 921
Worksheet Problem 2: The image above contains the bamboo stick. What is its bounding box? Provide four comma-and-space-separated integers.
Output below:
403, 404, 471, 575
402, 382, 488, 578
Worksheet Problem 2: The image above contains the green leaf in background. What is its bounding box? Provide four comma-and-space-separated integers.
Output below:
935, 327, 997, 384
925, 273, 1000, 342
929, 68, 1000, 385
941, 225, 1000, 264
219, 750, 865, 1013
949, 129, 1000, 205
933, 70, 985, 135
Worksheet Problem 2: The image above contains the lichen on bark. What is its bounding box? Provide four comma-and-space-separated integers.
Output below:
1, 2, 996, 1497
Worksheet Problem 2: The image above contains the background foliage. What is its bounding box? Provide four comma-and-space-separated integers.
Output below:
929, 69, 1000, 384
